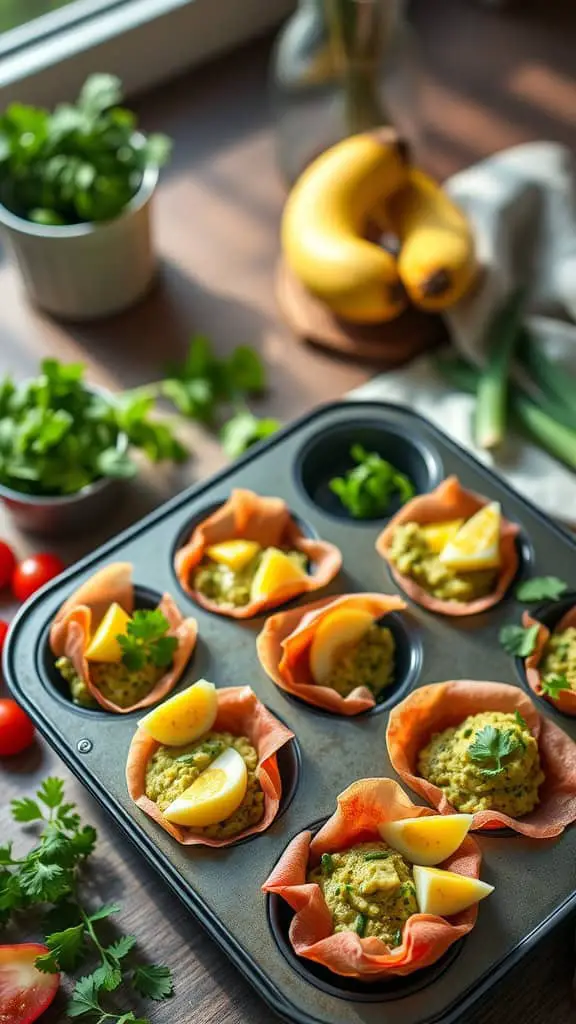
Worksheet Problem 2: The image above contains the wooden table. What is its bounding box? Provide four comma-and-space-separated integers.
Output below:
2, 0, 576, 1020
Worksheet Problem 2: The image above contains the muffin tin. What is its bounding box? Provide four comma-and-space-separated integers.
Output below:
5, 400, 576, 1024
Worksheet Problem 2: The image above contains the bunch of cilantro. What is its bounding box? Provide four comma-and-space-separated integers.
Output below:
1, 777, 173, 1023
0, 74, 171, 226
0, 336, 281, 497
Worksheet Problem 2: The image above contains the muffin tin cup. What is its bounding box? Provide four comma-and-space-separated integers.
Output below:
515, 590, 576, 717
5, 399, 576, 1024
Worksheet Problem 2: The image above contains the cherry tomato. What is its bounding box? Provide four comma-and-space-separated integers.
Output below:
0, 620, 8, 656
12, 553, 65, 602
0, 541, 16, 589
0, 699, 35, 756
0, 944, 60, 1024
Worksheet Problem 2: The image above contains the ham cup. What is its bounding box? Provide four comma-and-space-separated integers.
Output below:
49, 562, 198, 714
257, 593, 407, 715
174, 488, 342, 618
387, 680, 576, 837
126, 685, 294, 847
262, 778, 482, 979
376, 476, 519, 616
523, 606, 576, 716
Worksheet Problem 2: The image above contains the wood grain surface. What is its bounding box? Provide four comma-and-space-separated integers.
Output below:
1, 0, 576, 1020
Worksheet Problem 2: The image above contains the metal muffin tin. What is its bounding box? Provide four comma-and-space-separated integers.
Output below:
5, 400, 576, 1024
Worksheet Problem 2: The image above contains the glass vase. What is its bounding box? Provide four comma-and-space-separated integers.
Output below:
271, 0, 420, 185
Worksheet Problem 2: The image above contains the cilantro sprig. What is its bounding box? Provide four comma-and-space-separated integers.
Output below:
541, 674, 572, 699
1, 777, 173, 1023
499, 623, 539, 657
468, 725, 520, 776
117, 609, 178, 671
329, 445, 415, 519
516, 576, 568, 603
0, 74, 171, 226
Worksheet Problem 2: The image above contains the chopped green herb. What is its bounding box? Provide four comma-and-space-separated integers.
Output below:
117, 609, 178, 671
499, 623, 540, 657
353, 913, 367, 937
391, 928, 402, 947
363, 852, 390, 861
541, 674, 572, 699
2, 777, 173, 1023
514, 710, 528, 729
220, 409, 281, 459
329, 444, 415, 519
321, 853, 334, 875
515, 576, 568, 603
462, 728, 473, 738
468, 725, 520, 776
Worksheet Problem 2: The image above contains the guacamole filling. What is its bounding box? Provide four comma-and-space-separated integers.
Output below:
56, 656, 164, 709
323, 625, 395, 699
418, 710, 544, 816
540, 627, 576, 692
308, 841, 417, 947
388, 523, 497, 603
145, 731, 264, 839
194, 548, 307, 608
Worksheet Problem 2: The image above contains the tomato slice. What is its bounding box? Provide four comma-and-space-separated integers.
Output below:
0, 944, 59, 1024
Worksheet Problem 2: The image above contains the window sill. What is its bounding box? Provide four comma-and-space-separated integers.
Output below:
0, 0, 294, 106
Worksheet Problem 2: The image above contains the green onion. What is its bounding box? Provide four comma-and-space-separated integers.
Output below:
519, 326, 576, 416
321, 853, 334, 875
354, 913, 367, 937
363, 852, 390, 861
474, 289, 525, 450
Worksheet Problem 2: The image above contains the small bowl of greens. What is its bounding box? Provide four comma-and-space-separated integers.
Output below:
0, 359, 186, 537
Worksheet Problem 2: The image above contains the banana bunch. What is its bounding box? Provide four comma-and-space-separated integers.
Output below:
282, 129, 478, 324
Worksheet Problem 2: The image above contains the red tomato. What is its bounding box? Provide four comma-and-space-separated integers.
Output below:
0, 944, 60, 1024
0, 620, 8, 656
0, 699, 35, 756
12, 553, 65, 602
0, 541, 16, 589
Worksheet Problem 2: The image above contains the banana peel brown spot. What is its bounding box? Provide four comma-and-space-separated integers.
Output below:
421, 268, 452, 298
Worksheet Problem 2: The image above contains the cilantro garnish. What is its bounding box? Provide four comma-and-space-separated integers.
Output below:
220, 409, 281, 459
468, 725, 520, 776
499, 623, 540, 657
2, 777, 173, 1023
329, 445, 415, 519
515, 576, 568, 603
0, 74, 171, 226
391, 928, 402, 947
353, 913, 367, 937
514, 710, 528, 729
321, 853, 334, 875
117, 609, 178, 671
541, 674, 572, 699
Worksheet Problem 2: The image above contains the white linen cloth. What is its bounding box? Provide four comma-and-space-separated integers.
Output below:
350, 142, 576, 523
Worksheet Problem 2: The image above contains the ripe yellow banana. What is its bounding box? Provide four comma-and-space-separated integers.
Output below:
281, 129, 410, 323
386, 168, 478, 311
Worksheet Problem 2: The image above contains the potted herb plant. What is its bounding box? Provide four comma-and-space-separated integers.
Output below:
0, 74, 171, 320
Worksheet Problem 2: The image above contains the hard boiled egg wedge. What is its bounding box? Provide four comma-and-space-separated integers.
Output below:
309, 608, 374, 684
163, 747, 248, 827
85, 602, 132, 663
439, 502, 501, 572
139, 679, 218, 746
413, 865, 494, 917
378, 814, 473, 867
250, 547, 308, 602
206, 539, 261, 571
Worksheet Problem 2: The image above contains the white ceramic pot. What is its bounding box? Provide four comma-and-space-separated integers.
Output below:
0, 164, 158, 320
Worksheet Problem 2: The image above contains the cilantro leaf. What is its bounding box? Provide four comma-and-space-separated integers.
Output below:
37, 776, 65, 809
226, 346, 266, 394
11, 797, 43, 822
516, 576, 568, 603
117, 609, 178, 671
0, 844, 14, 865
88, 901, 121, 923
108, 935, 137, 961
514, 709, 528, 729
541, 674, 572, 699
92, 963, 123, 991
68, 975, 103, 1017
38, 924, 86, 972
132, 964, 174, 1001
20, 860, 69, 902
329, 445, 415, 518
220, 410, 281, 459
468, 725, 520, 776
499, 623, 539, 657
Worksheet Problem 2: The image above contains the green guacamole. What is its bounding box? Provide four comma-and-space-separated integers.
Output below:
56, 656, 163, 709
145, 731, 264, 839
540, 627, 576, 692
194, 547, 307, 608
308, 841, 417, 947
418, 711, 544, 816
388, 522, 497, 602
323, 625, 395, 698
